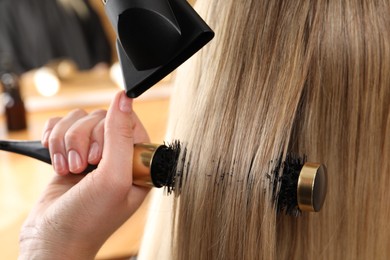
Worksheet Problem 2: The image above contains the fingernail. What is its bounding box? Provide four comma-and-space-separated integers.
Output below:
53, 153, 67, 174
88, 142, 99, 163
68, 150, 82, 172
119, 93, 133, 113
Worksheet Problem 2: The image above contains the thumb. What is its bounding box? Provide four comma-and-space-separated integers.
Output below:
97, 91, 135, 187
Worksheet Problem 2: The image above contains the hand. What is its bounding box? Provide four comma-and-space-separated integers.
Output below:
19, 91, 150, 259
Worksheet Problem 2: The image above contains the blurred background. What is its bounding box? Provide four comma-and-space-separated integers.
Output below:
0, 0, 174, 258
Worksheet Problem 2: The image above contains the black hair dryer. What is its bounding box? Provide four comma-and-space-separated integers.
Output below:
103, 0, 214, 97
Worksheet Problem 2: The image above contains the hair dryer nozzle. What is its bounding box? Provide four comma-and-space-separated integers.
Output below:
104, 0, 214, 97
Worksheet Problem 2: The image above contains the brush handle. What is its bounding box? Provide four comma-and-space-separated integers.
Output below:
0, 140, 161, 188
0, 140, 98, 173
0, 140, 51, 163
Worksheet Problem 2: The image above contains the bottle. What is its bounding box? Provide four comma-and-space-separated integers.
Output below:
0, 56, 27, 131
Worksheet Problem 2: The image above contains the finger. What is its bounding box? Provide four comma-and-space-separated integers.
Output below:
88, 118, 105, 165
74, 92, 149, 231
48, 109, 87, 175
41, 117, 61, 147
132, 112, 150, 143
87, 113, 148, 165
64, 109, 107, 173
95, 91, 135, 191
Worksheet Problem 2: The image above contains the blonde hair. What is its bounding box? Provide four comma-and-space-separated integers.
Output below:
139, 0, 390, 259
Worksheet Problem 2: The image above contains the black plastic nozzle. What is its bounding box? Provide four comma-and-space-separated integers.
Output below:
104, 0, 214, 97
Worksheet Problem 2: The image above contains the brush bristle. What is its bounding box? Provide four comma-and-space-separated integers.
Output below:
273, 155, 306, 217
150, 140, 181, 193
151, 142, 305, 216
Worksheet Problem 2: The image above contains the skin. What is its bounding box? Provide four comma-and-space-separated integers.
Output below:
18, 91, 150, 259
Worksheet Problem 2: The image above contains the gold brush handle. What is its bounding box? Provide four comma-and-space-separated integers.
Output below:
82, 143, 162, 188
132, 143, 160, 187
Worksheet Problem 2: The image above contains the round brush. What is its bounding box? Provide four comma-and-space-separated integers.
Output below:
0, 140, 327, 214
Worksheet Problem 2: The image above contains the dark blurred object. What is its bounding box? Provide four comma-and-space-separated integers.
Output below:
1, 56, 27, 131
0, 0, 112, 74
